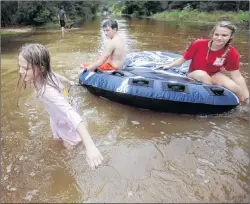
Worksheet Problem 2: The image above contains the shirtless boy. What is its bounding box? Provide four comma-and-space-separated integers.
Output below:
81, 19, 126, 71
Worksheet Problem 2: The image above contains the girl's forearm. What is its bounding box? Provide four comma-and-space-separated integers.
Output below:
54, 72, 72, 87
168, 57, 186, 68
76, 121, 96, 150
87, 58, 105, 71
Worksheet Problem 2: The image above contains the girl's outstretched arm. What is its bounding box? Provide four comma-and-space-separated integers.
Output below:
164, 56, 186, 69
53, 72, 74, 88
42, 85, 103, 169
76, 122, 104, 169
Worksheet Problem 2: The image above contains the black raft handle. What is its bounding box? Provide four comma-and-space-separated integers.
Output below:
132, 79, 150, 85
94, 68, 103, 73
210, 87, 224, 96
111, 70, 124, 76
168, 83, 186, 92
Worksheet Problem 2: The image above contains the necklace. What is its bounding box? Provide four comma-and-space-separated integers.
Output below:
206, 40, 229, 61
205, 41, 213, 61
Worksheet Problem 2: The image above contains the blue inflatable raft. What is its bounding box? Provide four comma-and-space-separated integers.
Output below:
79, 51, 239, 114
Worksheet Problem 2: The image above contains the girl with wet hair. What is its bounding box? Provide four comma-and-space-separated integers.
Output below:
163, 21, 249, 105
17, 43, 103, 170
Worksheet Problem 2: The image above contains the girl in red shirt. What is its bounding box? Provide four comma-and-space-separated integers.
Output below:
164, 21, 249, 105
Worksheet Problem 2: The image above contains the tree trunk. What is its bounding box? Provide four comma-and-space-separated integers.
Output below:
236, 0, 240, 12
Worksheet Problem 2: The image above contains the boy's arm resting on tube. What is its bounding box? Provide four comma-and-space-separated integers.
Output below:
43, 87, 103, 169
85, 42, 115, 71
163, 56, 186, 69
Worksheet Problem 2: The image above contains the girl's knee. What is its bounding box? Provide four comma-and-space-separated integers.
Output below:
227, 83, 241, 93
189, 70, 212, 84
212, 74, 240, 92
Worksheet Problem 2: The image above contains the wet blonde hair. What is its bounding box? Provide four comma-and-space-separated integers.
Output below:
208, 21, 237, 58
17, 43, 60, 105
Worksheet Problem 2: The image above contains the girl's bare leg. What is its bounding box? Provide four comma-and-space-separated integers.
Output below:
211, 72, 242, 101
188, 70, 212, 84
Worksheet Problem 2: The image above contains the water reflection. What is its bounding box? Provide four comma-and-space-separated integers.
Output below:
1, 16, 249, 202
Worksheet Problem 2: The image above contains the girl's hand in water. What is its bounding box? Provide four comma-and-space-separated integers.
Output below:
86, 146, 103, 170
64, 81, 75, 96
69, 81, 75, 86
76, 122, 103, 170
240, 97, 249, 106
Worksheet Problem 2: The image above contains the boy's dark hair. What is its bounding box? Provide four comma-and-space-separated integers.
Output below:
102, 19, 118, 30
61, 6, 64, 9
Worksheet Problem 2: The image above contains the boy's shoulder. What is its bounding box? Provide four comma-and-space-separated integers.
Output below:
112, 34, 125, 44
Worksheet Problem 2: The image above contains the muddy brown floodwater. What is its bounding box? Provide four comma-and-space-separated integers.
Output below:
1, 16, 249, 202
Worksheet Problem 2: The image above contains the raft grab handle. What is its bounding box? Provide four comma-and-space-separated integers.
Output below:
204, 86, 225, 96
162, 82, 189, 93
129, 78, 154, 88
94, 68, 104, 73
111, 70, 125, 77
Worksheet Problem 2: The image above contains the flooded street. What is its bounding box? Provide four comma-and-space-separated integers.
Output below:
1, 16, 249, 202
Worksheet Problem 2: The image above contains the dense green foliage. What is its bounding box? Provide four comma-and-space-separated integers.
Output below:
2, 1, 249, 27
110, 1, 249, 18
152, 10, 249, 25
1, 1, 100, 27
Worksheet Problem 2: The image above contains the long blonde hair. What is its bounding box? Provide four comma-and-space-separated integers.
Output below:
17, 43, 60, 105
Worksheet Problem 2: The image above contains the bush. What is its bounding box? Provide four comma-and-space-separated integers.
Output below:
239, 11, 249, 23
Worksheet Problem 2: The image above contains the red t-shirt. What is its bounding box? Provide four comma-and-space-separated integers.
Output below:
183, 39, 239, 75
